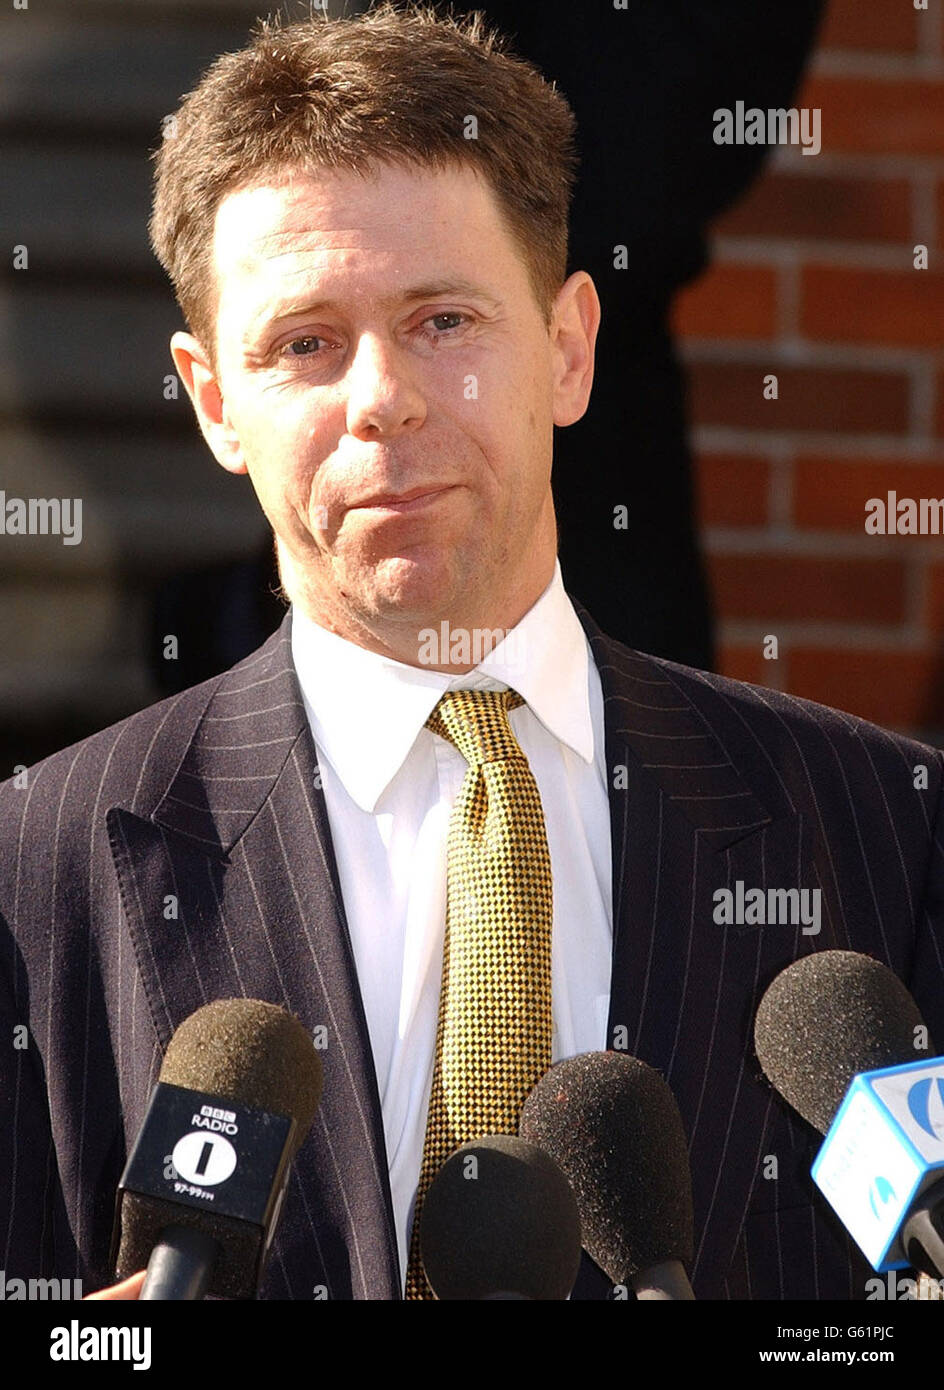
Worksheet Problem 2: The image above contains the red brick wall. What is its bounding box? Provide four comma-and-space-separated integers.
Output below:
674, 0, 944, 739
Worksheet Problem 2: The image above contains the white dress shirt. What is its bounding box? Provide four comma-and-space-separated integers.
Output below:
290, 560, 613, 1287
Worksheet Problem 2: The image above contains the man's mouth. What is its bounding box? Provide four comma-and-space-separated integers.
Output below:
354, 486, 454, 512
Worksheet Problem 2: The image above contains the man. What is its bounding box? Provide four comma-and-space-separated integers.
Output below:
2, 5, 943, 1301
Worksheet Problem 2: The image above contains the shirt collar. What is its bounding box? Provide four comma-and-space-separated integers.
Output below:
290, 559, 594, 812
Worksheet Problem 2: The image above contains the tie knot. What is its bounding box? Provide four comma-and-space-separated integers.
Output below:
425, 688, 526, 768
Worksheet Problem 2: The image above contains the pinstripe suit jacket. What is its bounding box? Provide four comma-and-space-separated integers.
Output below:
2, 602, 944, 1300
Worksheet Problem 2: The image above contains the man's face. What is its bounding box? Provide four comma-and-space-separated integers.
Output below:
173, 160, 598, 661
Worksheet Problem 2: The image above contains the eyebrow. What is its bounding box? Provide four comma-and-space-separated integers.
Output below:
396, 277, 500, 307
265, 277, 502, 326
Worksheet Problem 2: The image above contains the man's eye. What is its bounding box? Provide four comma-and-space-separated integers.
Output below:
283, 336, 323, 357
426, 313, 465, 333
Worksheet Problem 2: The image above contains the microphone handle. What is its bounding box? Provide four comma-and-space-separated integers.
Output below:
631, 1259, 695, 1301
139, 1224, 221, 1300
902, 1178, 944, 1281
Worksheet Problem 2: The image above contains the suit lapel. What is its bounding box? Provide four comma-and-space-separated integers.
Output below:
573, 602, 815, 1296
107, 613, 400, 1299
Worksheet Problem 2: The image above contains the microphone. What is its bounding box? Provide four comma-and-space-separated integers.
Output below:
418, 1134, 582, 1300
519, 1051, 696, 1299
755, 949, 944, 1275
110, 998, 324, 1299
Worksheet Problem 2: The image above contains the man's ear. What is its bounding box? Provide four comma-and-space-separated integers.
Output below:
550, 271, 601, 429
170, 331, 248, 475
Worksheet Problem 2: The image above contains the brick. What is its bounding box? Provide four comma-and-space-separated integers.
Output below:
800, 75, 944, 157
718, 643, 774, 687
795, 456, 944, 530
801, 265, 944, 346
707, 553, 906, 624
786, 648, 941, 729
717, 172, 912, 243
924, 565, 944, 633
936, 181, 944, 254
687, 362, 910, 434
920, 563, 944, 636
695, 453, 769, 527
673, 264, 778, 340
820, 0, 919, 53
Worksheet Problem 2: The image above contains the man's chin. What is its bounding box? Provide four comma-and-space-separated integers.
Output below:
355, 554, 460, 620
329, 552, 465, 628
279, 543, 485, 647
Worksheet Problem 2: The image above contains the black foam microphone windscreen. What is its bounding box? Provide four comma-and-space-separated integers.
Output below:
158, 997, 323, 1148
754, 950, 929, 1134
519, 1051, 694, 1287
419, 1134, 582, 1300
114, 998, 323, 1298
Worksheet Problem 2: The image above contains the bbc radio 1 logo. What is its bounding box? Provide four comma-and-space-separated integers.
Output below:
172, 1104, 240, 1186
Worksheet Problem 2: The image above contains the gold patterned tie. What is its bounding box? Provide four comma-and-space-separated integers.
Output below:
404, 687, 553, 1300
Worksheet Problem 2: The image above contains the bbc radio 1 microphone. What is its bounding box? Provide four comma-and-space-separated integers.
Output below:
111, 998, 323, 1299
520, 1051, 696, 1299
754, 949, 944, 1276
418, 1135, 582, 1300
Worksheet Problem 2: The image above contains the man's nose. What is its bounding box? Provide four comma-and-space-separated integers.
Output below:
345, 333, 427, 439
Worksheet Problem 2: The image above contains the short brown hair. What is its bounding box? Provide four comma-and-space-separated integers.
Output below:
149, 3, 578, 360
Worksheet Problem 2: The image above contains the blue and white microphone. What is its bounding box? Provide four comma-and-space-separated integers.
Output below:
754, 949, 944, 1276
